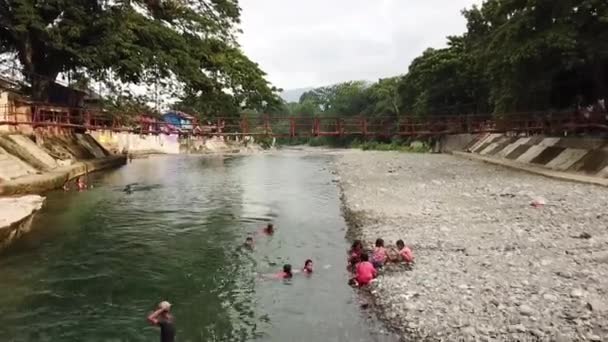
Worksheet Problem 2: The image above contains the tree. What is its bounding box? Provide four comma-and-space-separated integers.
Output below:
398, 37, 489, 116
0, 0, 279, 110
463, 0, 608, 112
364, 76, 402, 117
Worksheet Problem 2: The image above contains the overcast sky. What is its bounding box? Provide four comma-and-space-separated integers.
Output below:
238, 0, 482, 90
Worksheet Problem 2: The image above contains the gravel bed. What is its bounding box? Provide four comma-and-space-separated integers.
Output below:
334, 151, 608, 342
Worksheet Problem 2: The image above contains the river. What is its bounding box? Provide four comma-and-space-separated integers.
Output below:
0, 152, 396, 342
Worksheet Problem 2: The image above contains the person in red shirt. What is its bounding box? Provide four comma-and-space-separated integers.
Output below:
352, 252, 377, 287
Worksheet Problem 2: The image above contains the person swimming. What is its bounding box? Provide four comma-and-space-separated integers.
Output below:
123, 184, 133, 194
302, 259, 313, 274
276, 264, 293, 279
260, 223, 275, 235
242, 236, 254, 251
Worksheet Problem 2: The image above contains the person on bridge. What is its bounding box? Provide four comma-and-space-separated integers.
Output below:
147, 301, 176, 342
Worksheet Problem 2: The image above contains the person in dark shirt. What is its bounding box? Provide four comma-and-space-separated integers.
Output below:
147, 301, 175, 342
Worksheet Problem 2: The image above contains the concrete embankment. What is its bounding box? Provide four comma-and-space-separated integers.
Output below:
448, 134, 608, 185
335, 150, 608, 341
0, 132, 126, 249
91, 130, 264, 155
0, 195, 45, 249
0, 132, 126, 195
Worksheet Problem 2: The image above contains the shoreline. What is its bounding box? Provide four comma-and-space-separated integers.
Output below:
333, 150, 608, 341
0, 154, 126, 196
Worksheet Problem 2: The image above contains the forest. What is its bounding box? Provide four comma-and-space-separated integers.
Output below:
279, 0, 608, 120
1, 0, 607, 125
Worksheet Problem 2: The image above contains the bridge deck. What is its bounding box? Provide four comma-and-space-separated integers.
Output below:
1, 103, 607, 137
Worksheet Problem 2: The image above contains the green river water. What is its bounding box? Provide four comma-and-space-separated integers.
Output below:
0, 152, 397, 342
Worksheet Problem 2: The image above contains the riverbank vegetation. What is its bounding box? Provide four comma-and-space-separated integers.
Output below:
0, 0, 281, 115
271, 0, 607, 147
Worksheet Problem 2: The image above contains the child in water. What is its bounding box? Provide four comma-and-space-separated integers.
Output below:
276, 264, 293, 279
348, 240, 363, 271
302, 259, 313, 274
350, 252, 376, 287
260, 223, 275, 236
372, 238, 387, 269
76, 176, 87, 191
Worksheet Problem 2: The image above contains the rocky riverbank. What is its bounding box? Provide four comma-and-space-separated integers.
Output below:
334, 150, 608, 341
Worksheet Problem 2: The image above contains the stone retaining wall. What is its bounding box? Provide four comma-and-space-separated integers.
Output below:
458, 134, 608, 179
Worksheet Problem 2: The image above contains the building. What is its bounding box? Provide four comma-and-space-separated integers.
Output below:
161, 111, 197, 131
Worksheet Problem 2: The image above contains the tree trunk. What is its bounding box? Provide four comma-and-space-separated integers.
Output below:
17, 34, 59, 102
592, 59, 608, 102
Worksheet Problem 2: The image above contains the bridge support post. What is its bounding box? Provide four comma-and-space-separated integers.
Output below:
290, 117, 296, 138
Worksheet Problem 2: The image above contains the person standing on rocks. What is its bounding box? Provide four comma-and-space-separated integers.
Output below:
147, 301, 176, 342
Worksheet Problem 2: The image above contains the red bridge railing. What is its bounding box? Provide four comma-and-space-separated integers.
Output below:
1, 103, 607, 137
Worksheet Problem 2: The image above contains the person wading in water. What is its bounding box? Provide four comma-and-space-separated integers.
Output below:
147, 301, 176, 342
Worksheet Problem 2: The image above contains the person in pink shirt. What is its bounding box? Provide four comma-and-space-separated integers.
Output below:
353, 252, 377, 287
396, 239, 414, 265
372, 238, 388, 269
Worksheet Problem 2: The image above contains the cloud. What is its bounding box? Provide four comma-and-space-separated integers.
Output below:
238, 0, 482, 90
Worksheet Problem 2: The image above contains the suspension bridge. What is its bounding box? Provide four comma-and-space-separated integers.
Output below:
1, 102, 607, 138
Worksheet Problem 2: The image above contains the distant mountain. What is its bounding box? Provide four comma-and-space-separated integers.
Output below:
280, 87, 313, 103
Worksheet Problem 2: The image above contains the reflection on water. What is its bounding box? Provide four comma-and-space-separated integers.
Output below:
0, 154, 396, 342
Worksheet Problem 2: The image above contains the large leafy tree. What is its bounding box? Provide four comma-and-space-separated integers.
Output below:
463, 0, 608, 112
398, 37, 489, 116
0, 0, 279, 112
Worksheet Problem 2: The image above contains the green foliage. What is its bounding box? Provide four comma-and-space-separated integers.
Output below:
281, 0, 607, 125
0, 0, 280, 113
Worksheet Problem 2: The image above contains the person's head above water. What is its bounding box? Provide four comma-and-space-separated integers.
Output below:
283, 264, 293, 278
351, 240, 363, 252
375, 238, 384, 248
267, 223, 274, 232
303, 259, 313, 273
396, 239, 405, 249
245, 236, 254, 247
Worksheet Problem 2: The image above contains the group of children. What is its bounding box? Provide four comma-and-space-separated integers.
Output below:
241, 223, 414, 286
348, 238, 414, 287
239, 223, 314, 280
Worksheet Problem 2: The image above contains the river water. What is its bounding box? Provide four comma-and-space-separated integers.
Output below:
0, 152, 396, 342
